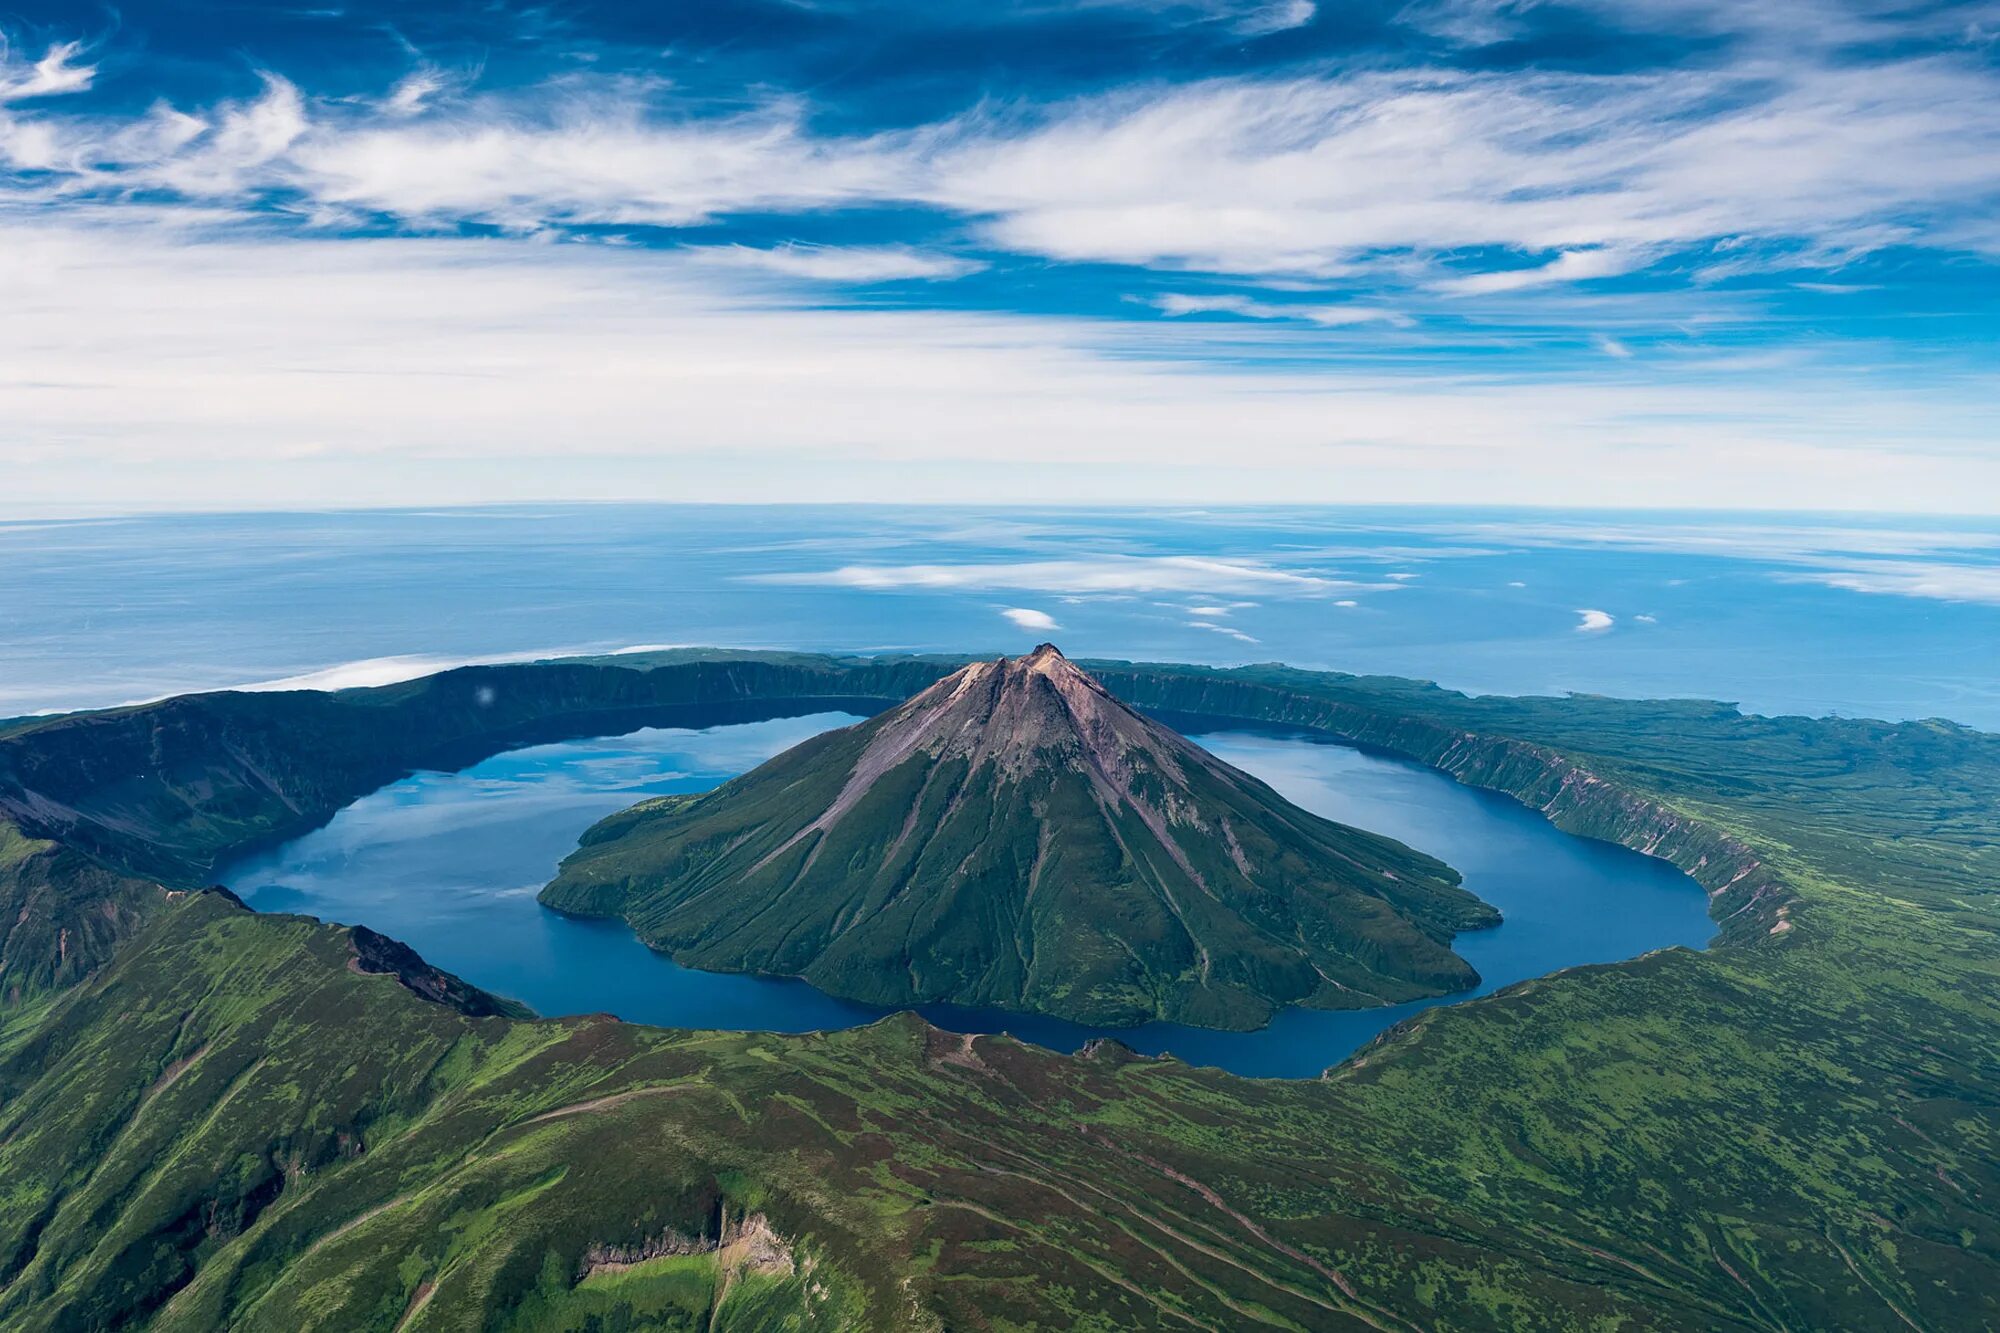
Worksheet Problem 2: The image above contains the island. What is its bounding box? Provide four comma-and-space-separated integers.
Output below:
542, 645, 1498, 1028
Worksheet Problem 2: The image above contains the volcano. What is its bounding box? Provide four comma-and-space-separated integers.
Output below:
541, 646, 1498, 1029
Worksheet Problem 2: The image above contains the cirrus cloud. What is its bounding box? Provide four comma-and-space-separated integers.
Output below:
6, 38, 1999, 285
2, 6, 1999, 514
0, 38, 94, 104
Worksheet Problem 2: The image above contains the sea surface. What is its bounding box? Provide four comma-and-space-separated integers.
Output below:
225, 715, 1714, 1079
5, 504, 1998, 728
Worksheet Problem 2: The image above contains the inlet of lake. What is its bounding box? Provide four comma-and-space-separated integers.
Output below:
225, 712, 1714, 1079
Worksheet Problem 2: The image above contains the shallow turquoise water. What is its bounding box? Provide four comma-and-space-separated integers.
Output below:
225, 713, 1713, 1078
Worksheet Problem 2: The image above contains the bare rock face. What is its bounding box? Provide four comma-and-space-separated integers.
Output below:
542, 646, 1498, 1030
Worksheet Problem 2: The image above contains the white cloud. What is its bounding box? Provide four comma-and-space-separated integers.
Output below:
1438, 248, 1646, 296
931, 60, 2000, 276
5, 223, 2000, 512
1402, 0, 1990, 52
0, 17, 1994, 516
1089, 0, 1317, 35
227, 645, 614, 692
235, 653, 507, 692
104, 104, 209, 163
1001, 606, 1061, 631
0, 215, 1992, 510
1334, 598, 1358, 607
160, 640, 698, 699
271, 94, 904, 229
382, 67, 452, 119
1433, 519, 2000, 563
1152, 293, 1407, 325
1575, 608, 1615, 632
1233, 0, 1316, 35
8, 43, 1998, 283
690, 243, 982, 282
1634, 613, 1658, 622
1593, 333, 1635, 359
149, 75, 309, 198
1189, 620, 1259, 642
0, 39, 94, 104
1786, 560, 2000, 607
756, 556, 1368, 595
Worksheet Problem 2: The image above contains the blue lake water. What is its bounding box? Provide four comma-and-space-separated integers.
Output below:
224, 713, 1714, 1079
6, 504, 2000, 729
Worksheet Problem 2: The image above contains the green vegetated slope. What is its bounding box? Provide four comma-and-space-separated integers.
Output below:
0, 891, 1776, 1333
543, 646, 1497, 1029
0, 650, 1996, 1330
0, 655, 948, 1003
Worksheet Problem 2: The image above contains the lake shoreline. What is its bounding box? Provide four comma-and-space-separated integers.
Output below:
226, 715, 1713, 1079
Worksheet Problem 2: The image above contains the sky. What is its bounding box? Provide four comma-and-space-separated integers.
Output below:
2, 0, 1997, 511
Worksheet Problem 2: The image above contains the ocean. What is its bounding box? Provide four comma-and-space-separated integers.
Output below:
4, 504, 1996, 728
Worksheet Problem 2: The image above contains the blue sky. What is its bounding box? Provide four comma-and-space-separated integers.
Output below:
2, 0, 1997, 510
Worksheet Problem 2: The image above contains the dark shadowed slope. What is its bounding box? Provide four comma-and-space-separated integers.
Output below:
543, 646, 1497, 1028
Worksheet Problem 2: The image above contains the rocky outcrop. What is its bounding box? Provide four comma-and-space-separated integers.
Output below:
348, 924, 531, 1020
579, 1206, 794, 1281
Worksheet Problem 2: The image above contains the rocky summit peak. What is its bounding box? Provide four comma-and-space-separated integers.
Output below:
544, 658, 1500, 1030
881, 646, 1163, 785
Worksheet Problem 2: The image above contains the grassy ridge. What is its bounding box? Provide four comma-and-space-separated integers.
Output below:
0, 893, 1731, 1331
0, 652, 1994, 1328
